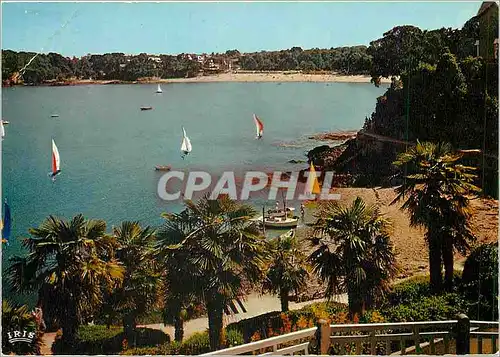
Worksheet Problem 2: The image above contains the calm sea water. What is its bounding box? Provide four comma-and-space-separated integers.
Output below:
2, 82, 385, 301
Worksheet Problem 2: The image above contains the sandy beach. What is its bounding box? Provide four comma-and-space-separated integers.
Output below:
300, 187, 499, 278
162, 72, 392, 84
33, 72, 393, 87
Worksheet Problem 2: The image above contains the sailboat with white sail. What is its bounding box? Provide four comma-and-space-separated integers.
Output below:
49, 139, 61, 181
181, 127, 192, 158
156, 84, 163, 93
253, 114, 264, 139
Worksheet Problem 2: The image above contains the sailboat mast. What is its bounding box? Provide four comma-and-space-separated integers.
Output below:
0, 124, 3, 241
282, 190, 287, 217
262, 206, 266, 235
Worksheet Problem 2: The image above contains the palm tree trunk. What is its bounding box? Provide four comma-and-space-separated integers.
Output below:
347, 286, 364, 318
280, 288, 290, 312
442, 235, 454, 292
429, 234, 443, 293
174, 315, 184, 342
123, 313, 137, 346
61, 299, 78, 349
207, 297, 224, 351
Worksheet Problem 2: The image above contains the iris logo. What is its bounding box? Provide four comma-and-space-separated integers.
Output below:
6, 330, 36, 344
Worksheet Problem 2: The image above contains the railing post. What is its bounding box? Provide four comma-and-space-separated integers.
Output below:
316, 319, 330, 355
456, 314, 470, 355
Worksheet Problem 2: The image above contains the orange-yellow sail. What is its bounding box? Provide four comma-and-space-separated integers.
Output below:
307, 162, 321, 195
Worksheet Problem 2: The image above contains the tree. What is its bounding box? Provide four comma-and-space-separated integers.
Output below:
154, 210, 203, 342
368, 25, 424, 82
7, 215, 124, 347
262, 232, 308, 312
309, 197, 397, 317
225, 49, 240, 57
162, 195, 266, 350
101, 222, 160, 344
392, 142, 480, 292
300, 61, 317, 72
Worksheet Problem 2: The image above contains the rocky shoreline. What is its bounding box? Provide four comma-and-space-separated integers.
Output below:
308, 131, 357, 141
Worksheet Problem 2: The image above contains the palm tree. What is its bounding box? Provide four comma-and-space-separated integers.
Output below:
159, 195, 266, 350
262, 232, 309, 312
7, 214, 124, 346
392, 141, 479, 292
2, 300, 43, 355
107, 221, 160, 343
154, 210, 202, 342
309, 197, 397, 317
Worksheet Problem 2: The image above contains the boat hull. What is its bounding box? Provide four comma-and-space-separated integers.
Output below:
252, 216, 299, 228
263, 219, 299, 228
155, 165, 171, 171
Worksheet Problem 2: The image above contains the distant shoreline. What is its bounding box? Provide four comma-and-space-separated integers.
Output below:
7, 72, 393, 87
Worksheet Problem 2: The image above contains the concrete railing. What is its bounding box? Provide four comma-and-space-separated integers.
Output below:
201, 327, 317, 355
202, 315, 499, 355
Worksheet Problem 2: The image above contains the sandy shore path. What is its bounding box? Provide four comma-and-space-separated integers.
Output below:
139, 292, 347, 340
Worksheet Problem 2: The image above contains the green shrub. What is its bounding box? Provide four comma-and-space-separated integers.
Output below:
178, 331, 210, 355
225, 328, 244, 347
383, 272, 462, 308
166, 340, 183, 354
78, 325, 123, 342
461, 243, 498, 321
52, 325, 170, 355
120, 341, 182, 355
52, 325, 123, 355
120, 345, 166, 355
380, 293, 467, 322
121, 336, 202, 355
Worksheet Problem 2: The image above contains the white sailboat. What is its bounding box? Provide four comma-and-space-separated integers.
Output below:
181, 127, 192, 158
49, 139, 61, 181
156, 84, 163, 93
253, 114, 264, 139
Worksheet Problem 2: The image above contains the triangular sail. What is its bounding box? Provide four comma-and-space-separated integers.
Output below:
306, 162, 321, 196
1, 121, 5, 139
181, 127, 192, 154
52, 139, 61, 174
157, 84, 162, 93
253, 114, 264, 138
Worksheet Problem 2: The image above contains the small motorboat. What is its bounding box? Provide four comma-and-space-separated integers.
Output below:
262, 215, 299, 229
252, 207, 299, 229
51, 114, 59, 118
140, 107, 153, 111
155, 165, 171, 171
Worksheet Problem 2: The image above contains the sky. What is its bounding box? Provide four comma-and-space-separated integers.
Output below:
1, 1, 482, 57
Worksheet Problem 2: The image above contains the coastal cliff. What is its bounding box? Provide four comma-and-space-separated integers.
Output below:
306, 134, 400, 188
